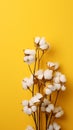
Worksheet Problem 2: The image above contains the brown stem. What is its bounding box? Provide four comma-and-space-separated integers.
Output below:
47, 91, 60, 128
28, 64, 34, 75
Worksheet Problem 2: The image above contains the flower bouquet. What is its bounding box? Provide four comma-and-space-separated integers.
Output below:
22, 37, 67, 130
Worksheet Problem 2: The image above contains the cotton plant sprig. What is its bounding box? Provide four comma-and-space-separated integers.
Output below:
22, 37, 67, 130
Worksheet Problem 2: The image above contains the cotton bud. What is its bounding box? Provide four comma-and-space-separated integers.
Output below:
61, 85, 66, 91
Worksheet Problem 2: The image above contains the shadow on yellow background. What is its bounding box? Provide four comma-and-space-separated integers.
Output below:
0, 0, 73, 130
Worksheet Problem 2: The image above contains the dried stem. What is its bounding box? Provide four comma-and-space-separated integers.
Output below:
47, 91, 60, 128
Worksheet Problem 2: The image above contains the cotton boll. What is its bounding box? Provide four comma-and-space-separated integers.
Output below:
34, 37, 40, 44
48, 84, 56, 92
53, 77, 60, 84
35, 69, 44, 80
47, 124, 53, 130
45, 88, 52, 95
53, 106, 62, 113
55, 110, 64, 118
60, 74, 67, 83
61, 85, 66, 91
39, 37, 45, 45
22, 100, 29, 106
40, 43, 49, 50
55, 72, 61, 77
26, 125, 34, 130
54, 63, 59, 70
29, 100, 34, 106
28, 55, 35, 61
47, 62, 55, 68
46, 106, 51, 113
24, 55, 35, 64
36, 93, 43, 99
47, 62, 59, 70
26, 108, 32, 115
54, 83, 61, 90
31, 106, 37, 112
23, 106, 28, 113
49, 104, 54, 111
22, 81, 27, 89
24, 49, 36, 55
44, 69, 53, 80
41, 106, 46, 112
53, 122, 61, 130
43, 98, 50, 106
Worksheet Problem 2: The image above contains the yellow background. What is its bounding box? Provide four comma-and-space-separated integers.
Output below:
0, 0, 73, 130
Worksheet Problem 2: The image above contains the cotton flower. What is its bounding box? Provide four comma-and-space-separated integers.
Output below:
53, 122, 61, 130
44, 69, 53, 80
46, 104, 54, 113
41, 98, 50, 112
22, 100, 29, 106
40, 43, 49, 50
53, 72, 67, 84
48, 84, 57, 92
47, 62, 59, 70
55, 110, 64, 118
29, 93, 43, 106
53, 106, 64, 118
44, 84, 57, 95
53, 83, 61, 91
53, 106, 62, 113
44, 87, 52, 95
24, 55, 35, 64
26, 126, 34, 130
22, 75, 33, 90
34, 37, 50, 50
47, 124, 53, 130
31, 105, 37, 112
24, 49, 35, 64
23, 106, 32, 115
24, 49, 36, 55
60, 74, 67, 83
47, 122, 61, 130
35, 69, 44, 80
34, 37, 40, 44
